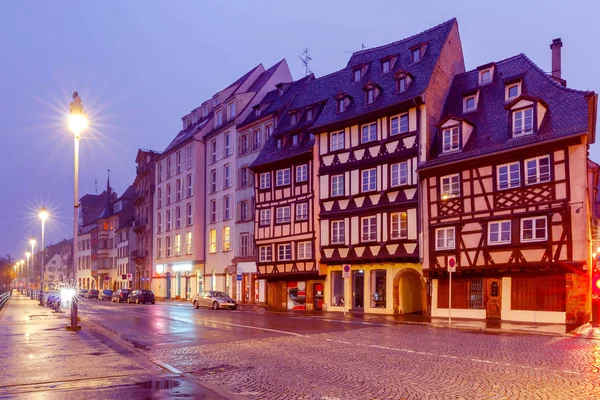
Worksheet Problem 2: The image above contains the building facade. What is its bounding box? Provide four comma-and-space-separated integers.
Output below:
419, 43, 597, 324
204, 60, 292, 299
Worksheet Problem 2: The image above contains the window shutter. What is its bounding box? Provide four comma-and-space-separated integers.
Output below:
236, 201, 242, 223
237, 168, 242, 189
251, 196, 256, 220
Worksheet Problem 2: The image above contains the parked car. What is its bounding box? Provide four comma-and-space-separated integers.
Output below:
111, 289, 130, 303
84, 289, 99, 299
98, 289, 113, 301
191, 291, 238, 310
77, 289, 88, 297
127, 290, 155, 304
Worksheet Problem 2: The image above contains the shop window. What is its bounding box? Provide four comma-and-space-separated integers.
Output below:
331, 271, 344, 307
437, 278, 484, 309
370, 270, 386, 308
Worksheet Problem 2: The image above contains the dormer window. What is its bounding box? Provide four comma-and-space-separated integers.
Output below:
278, 86, 284, 96
442, 126, 460, 153
203, 106, 208, 117
367, 88, 375, 104
353, 68, 362, 82
213, 96, 219, 106
306, 108, 313, 121
183, 118, 188, 130
216, 110, 223, 127
410, 44, 426, 63
335, 92, 351, 113
292, 135, 299, 145
338, 98, 346, 113
512, 108, 534, 137
382, 60, 390, 73
463, 95, 477, 112
276, 138, 282, 148
192, 112, 198, 124
228, 102, 236, 120
290, 112, 297, 125
506, 83, 521, 101
479, 68, 493, 85
255, 107, 261, 117
395, 71, 412, 93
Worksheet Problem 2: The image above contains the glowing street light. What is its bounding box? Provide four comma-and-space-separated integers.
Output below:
68, 92, 86, 331
29, 238, 36, 299
38, 207, 48, 306
25, 251, 31, 295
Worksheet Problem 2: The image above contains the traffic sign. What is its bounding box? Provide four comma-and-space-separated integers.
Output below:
104, 276, 109, 281
127, 273, 133, 280
236, 274, 242, 281
342, 264, 351, 279
447, 256, 457, 273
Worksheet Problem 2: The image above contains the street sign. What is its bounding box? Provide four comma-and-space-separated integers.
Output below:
236, 274, 242, 281
447, 256, 457, 273
104, 276, 109, 281
342, 264, 351, 279
127, 273, 133, 280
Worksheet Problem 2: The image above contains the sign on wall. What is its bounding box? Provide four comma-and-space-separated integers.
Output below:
342, 265, 351, 279
447, 256, 457, 273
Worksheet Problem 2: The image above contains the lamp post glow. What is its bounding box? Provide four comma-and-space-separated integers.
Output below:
38, 207, 48, 305
68, 92, 86, 331
19, 260, 24, 289
29, 238, 36, 299
25, 251, 31, 295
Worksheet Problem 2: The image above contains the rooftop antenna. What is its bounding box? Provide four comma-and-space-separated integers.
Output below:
298, 48, 312, 76
343, 43, 368, 54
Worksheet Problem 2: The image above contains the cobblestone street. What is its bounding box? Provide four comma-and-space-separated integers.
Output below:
151, 321, 600, 399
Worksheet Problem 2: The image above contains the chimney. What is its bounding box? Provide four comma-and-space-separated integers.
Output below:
550, 38, 566, 86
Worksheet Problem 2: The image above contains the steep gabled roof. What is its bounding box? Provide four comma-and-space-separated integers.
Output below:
424, 53, 595, 167
247, 59, 286, 93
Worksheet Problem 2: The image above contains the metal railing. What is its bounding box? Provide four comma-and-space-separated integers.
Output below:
0, 291, 11, 311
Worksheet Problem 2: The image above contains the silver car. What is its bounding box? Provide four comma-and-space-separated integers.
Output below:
191, 291, 238, 310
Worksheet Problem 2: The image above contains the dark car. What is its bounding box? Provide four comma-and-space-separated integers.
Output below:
77, 289, 88, 297
111, 289, 130, 303
98, 289, 113, 301
127, 290, 155, 304
84, 289, 99, 299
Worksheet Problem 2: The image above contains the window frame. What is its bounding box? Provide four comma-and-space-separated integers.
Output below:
512, 107, 534, 137
331, 174, 345, 197
276, 168, 291, 187
361, 122, 377, 144
488, 220, 512, 245
440, 174, 460, 199
390, 212, 408, 239
259, 209, 271, 226
390, 162, 408, 187
497, 162, 521, 190
223, 195, 231, 220
525, 155, 551, 186
435, 227, 456, 250
259, 245, 272, 262
277, 243, 292, 261
259, 172, 271, 189
297, 241, 313, 260
442, 126, 460, 153
361, 168, 377, 193
390, 113, 409, 136
209, 229, 217, 253
463, 96, 476, 112
296, 203, 308, 221
521, 216, 547, 242
331, 220, 345, 244
330, 131, 345, 151
296, 164, 308, 183
275, 206, 291, 224
361, 216, 377, 242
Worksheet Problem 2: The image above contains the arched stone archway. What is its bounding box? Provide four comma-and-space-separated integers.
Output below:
392, 268, 427, 315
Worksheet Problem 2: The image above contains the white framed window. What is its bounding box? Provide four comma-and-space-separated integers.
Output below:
525, 155, 551, 185
209, 199, 217, 223
361, 122, 377, 143
506, 83, 521, 101
277, 244, 292, 261
176, 151, 182, 173
175, 234, 181, 256
240, 134, 249, 155
296, 203, 308, 220
186, 203, 192, 225
175, 206, 181, 228
497, 162, 520, 190
223, 227, 231, 251
167, 157, 172, 178
224, 164, 231, 188
390, 114, 408, 136
297, 242, 312, 260
463, 96, 476, 112
331, 131, 345, 151
240, 233, 250, 257
361, 168, 377, 192
259, 245, 272, 262
391, 162, 408, 187
435, 227, 455, 250
398, 76, 409, 93
521, 216, 547, 242
156, 212, 162, 233
156, 238, 162, 258
166, 235, 171, 257
361, 216, 377, 242
259, 209, 271, 226
479, 69, 492, 85
260, 172, 271, 189
276, 169, 290, 186
411, 47, 421, 62
211, 140, 217, 163
390, 212, 408, 239
382, 60, 390, 73
157, 162, 163, 183
223, 195, 231, 220
187, 174, 193, 197
331, 174, 345, 197
228, 102, 236, 119
157, 187, 162, 208
276, 206, 291, 223
192, 112, 197, 124
366, 88, 375, 104
166, 210, 172, 231
240, 200, 249, 221
210, 169, 217, 193
224, 132, 231, 157
186, 145, 193, 168
186, 232, 192, 254
353, 68, 361, 82
296, 164, 308, 182
203, 105, 208, 117
252, 129, 261, 151
240, 167, 249, 187
331, 220, 345, 244
216, 110, 222, 127
265, 125, 272, 139
440, 174, 460, 199
209, 229, 217, 253
166, 184, 171, 205
442, 126, 460, 153
512, 108, 534, 136
176, 179, 182, 201
489, 220, 511, 245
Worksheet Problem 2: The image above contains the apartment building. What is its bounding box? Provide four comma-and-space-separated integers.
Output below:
204, 60, 292, 299
419, 42, 597, 324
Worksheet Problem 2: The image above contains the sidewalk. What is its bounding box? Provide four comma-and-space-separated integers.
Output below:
0, 292, 224, 399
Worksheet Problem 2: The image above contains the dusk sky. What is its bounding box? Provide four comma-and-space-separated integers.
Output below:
1, 0, 598, 257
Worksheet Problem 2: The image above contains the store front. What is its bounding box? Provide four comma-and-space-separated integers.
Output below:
266, 276, 325, 311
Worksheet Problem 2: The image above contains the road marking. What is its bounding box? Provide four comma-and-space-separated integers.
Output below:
192, 317, 310, 337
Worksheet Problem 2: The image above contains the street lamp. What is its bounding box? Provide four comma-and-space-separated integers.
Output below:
19, 260, 24, 289
68, 92, 86, 331
38, 207, 48, 306
25, 251, 31, 295
13, 264, 17, 290
29, 238, 36, 299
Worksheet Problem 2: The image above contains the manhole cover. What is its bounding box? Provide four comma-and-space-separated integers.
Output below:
136, 379, 182, 390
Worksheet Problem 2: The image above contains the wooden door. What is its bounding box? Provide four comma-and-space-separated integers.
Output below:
486, 278, 502, 319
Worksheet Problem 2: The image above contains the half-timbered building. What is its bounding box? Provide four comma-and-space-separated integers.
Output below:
312, 19, 464, 315
250, 75, 328, 311
419, 43, 598, 324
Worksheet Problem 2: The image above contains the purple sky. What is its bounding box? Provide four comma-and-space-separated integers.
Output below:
1, 0, 598, 258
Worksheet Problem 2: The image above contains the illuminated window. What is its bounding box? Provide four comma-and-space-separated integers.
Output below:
390, 212, 408, 239
440, 174, 460, 199
209, 229, 217, 253
223, 227, 231, 251
186, 232, 192, 254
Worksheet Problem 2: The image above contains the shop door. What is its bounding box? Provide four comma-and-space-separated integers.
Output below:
352, 271, 364, 310
486, 279, 501, 319
165, 272, 171, 299
314, 283, 324, 311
